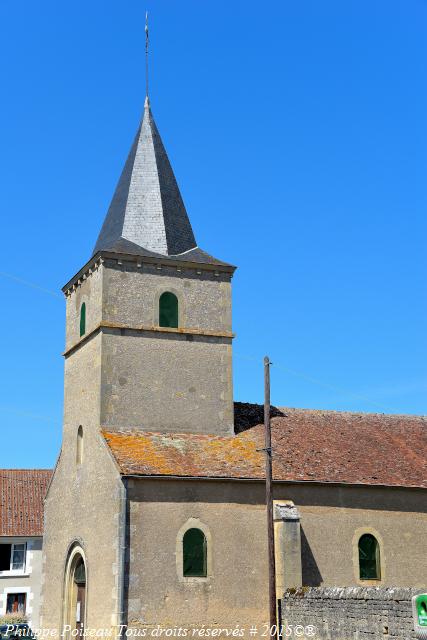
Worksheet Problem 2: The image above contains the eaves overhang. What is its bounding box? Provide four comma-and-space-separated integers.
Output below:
62, 249, 236, 295
120, 473, 427, 492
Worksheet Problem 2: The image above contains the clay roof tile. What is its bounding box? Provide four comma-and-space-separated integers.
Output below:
0, 469, 52, 536
102, 403, 427, 489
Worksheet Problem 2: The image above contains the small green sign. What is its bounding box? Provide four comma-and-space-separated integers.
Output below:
416, 594, 427, 627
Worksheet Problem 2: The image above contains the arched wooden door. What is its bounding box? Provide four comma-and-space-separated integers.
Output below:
64, 549, 87, 635
73, 558, 86, 633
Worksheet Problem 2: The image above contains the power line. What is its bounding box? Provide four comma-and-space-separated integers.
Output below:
234, 352, 393, 412
0, 270, 396, 412
0, 404, 60, 424
0, 271, 62, 299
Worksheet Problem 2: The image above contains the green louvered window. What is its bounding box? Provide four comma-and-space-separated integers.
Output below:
183, 528, 207, 577
79, 303, 86, 337
359, 534, 381, 580
159, 292, 178, 328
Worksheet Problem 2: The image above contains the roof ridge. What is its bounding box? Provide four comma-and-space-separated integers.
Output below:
235, 401, 427, 420
276, 406, 427, 420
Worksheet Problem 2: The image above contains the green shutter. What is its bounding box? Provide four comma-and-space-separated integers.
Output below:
159, 292, 178, 328
79, 303, 86, 337
183, 528, 207, 577
359, 534, 380, 580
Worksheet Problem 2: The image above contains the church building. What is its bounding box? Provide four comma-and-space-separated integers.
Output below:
40, 89, 427, 633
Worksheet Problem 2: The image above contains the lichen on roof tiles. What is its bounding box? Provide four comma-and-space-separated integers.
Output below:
102, 403, 427, 488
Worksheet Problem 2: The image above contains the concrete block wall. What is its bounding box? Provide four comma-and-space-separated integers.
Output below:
280, 586, 423, 640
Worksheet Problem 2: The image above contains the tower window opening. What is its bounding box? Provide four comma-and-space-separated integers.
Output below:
159, 292, 178, 328
76, 426, 84, 465
183, 528, 207, 577
79, 302, 86, 337
358, 533, 381, 580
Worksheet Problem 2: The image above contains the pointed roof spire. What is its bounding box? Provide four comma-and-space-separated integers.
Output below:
93, 99, 199, 258
91, 14, 233, 270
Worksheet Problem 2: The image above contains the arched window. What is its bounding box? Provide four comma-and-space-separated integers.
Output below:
79, 303, 86, 337
76, 426, 83, 465
358, 533, 381, 580
183, 528, 207, 577
159, 292, 178, 328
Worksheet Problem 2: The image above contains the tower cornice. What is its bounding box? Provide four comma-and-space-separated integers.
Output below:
62, 249, 236, 297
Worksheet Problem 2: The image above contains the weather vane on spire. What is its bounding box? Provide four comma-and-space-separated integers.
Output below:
145, 11, 149, 98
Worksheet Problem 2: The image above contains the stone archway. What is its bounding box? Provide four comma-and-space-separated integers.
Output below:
63, 546, 87, 635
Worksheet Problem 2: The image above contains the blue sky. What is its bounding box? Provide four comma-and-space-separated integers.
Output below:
1, 1, 426, 468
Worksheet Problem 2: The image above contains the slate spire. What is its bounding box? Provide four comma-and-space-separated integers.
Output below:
93, 97, 197, 258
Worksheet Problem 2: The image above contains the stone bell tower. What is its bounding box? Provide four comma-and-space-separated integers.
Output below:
62, 97, 235, 436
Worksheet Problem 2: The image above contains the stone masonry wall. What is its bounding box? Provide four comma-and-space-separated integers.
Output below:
99, 261, 234, 435
280, 587, 422, 640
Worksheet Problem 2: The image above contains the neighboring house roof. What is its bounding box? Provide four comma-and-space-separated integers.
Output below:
102, 403, 427, 489
92, 97, 230, 268
0, 469, 52, 536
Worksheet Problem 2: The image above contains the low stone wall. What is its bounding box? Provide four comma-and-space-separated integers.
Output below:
280, 587, 422, 640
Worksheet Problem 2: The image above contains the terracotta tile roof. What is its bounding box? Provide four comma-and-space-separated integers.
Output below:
0, 469, 52, 536
102, 403, 427, 488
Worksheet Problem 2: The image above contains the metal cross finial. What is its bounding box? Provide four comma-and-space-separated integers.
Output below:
145, 11, 149, 98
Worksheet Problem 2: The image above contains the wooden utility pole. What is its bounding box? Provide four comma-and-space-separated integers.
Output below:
264, 356, 277, 636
